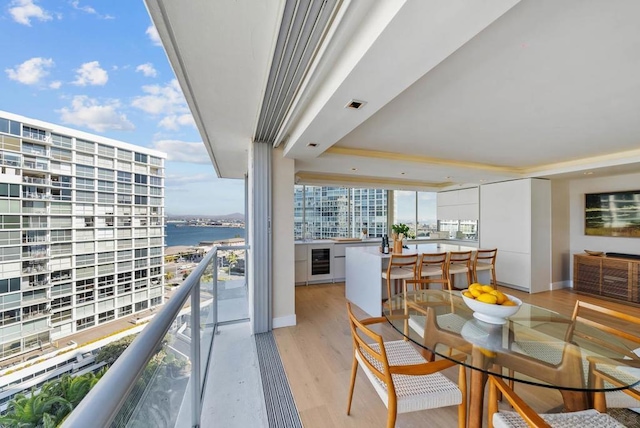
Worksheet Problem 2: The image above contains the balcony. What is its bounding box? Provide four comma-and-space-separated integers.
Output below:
22, 192, 51, 200
22, 161, 49, 171
63, 246, 249, 427
22, 176, 50, 185
22, 233, 49, 244
22, 262, 49, 275
21, 308, 51, 322
22, 131, 49, 142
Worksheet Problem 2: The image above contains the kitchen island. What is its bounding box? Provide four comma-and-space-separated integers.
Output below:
345, 243, 479, 316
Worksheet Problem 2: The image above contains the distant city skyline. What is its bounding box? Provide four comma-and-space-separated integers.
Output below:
0, 0, 244, 215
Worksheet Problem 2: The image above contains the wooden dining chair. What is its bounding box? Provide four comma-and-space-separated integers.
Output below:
472, 248, 497, 286
567, 301, 640, 410
346, 302, 466, 428
416, 253, 451, 291
487, 375, 624, 428
592, 365, 640, 413
382, 254, 418, 311
446, 251, 473, 290
509, 300, 640, 407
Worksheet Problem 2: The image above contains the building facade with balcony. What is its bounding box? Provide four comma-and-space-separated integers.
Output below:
0, 111, 166, 362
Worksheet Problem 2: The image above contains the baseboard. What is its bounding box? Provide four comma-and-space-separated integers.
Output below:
272, 314, 296, 329
550, 280, 571, 290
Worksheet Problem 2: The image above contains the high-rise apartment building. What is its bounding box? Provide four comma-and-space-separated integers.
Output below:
294, 185, 388, 239
0, 111, 165, 362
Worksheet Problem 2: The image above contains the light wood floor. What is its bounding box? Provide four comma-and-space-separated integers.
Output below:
273, 283, 640, 428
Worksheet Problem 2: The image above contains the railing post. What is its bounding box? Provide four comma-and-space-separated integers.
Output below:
213, 248, 218, 335
191, 266, 201, 428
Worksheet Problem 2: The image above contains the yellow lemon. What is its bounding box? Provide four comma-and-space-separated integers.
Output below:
462, 291, 475, 299
502, 299, 517, 306
469, 283, 482, 291
470, 288, 483, 298
481, 285, 495, 293
476, 293, 498, 304
479, 348, 497, 358
490, 290, 506, 305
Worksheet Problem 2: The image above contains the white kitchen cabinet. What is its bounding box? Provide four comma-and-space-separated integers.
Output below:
333, 256, 346, 281
458, 187, 479, 204
295, 244, 308, 285
457, 203, 478, 220
438, 190, 459, 206
295, 244, 308, 262
437, 188, 479, 221
295, 261, 308, 284
437, 204, 458, 220
479, 178, 550, 293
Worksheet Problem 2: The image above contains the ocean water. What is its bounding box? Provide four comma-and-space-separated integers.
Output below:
164, 223, 245, 247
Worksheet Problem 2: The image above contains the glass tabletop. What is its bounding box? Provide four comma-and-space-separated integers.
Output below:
384, 289, 640, 392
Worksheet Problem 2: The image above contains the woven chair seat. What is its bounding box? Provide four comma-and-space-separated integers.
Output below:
493, 408, 624, 428
474, 262, 493, 272
448, 266, 469, 275
355, 340, 462, 413
382, 267, 416, 280
420, 266, 444, 277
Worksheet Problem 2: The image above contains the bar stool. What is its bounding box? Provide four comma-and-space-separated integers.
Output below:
473, 248, 497, 287
382, 254, 418, 309
446, 251, 472, 290
416, 252, 451, 291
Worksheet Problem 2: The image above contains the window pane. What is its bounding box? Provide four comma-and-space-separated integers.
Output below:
417, 192, 437, 237
293, 185, 388, 239
393, 191, 416, 238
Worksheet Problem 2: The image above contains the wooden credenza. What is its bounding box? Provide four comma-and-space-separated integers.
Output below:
574, 254, 639, 304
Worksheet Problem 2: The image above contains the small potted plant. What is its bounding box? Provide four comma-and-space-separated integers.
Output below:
391, 223, 411, 253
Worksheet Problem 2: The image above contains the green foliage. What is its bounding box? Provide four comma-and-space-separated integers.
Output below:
95, 334, 136, 364
391, 223, 415, 239
0, 369, 107, 428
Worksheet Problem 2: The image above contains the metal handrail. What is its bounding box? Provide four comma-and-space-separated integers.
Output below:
62, 249, 215, 427
62, 244, 248, 427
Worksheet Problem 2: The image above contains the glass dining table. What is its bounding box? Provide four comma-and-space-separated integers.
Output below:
384, 289, 640, 428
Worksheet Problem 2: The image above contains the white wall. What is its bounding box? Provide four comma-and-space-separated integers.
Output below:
568, 172, 640, 280
271, 147, 296, 328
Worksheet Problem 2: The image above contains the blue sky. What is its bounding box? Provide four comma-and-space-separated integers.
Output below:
0, 0, 245, 216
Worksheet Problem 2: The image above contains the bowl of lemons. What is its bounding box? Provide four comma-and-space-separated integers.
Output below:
461, 283, 522, 325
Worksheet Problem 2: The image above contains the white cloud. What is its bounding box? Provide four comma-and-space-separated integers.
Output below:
158, 114, 195, 130
9, 0, 52, 26
70, 1, 113, 19
49, 80, 62, 89
136, 63, 157, 78
132, 79, 195, 130
146, 24, 162, 46
73, 61, 108, 86
132, 80, 184, 114
165, 173, 215, 187
6, 57, 54, 85
151, 140, 209, 164
58, 95, 134, 132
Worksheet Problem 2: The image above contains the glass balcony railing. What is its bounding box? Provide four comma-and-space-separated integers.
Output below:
62, 245, 249, 428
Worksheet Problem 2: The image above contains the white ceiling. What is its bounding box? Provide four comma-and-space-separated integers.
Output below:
148, 0, 640, 189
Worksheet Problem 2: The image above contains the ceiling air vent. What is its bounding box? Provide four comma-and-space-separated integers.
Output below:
345, 99, 366, 110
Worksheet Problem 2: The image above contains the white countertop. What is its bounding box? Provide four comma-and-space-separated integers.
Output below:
347, 243, 478, 258
295, 238, 478, 245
